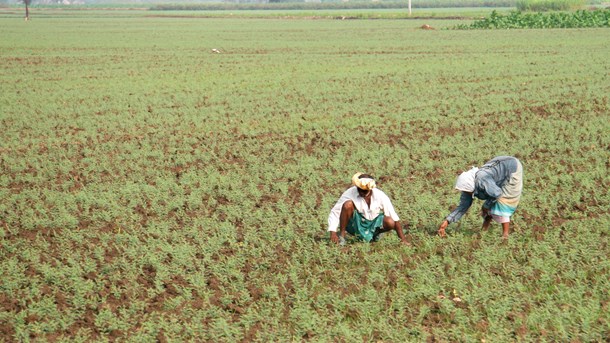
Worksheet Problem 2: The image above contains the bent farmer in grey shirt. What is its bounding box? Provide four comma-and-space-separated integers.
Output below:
438, 156, 523, 239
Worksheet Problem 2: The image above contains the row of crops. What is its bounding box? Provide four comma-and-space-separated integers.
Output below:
456, 8, 610, 28
1, 13, 609, 343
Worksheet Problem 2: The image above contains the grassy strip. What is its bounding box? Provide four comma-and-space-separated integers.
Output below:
151, 1, 515, 11
144, 9, 511, 20
516, 0, 585, 12
0, 6, 514, 20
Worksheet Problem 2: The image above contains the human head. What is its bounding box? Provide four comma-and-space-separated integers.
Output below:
454, 167, 479, 193
352, 173, 376, 196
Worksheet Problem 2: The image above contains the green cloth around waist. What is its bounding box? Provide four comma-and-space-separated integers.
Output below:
346, 210, 384, 242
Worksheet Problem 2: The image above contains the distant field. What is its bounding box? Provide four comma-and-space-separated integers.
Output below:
0, 6, 514, 20
1, 13, 609, 342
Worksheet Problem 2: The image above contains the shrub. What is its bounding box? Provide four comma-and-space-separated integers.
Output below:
454, 9, 610, 29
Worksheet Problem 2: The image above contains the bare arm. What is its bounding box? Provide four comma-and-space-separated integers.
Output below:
438, 219, 449, 237
394, 221, 410, 245
330, 231, 339, 243
439, 191, 473, 237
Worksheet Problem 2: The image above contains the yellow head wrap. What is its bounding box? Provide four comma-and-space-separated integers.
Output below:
352, 172, 376, 191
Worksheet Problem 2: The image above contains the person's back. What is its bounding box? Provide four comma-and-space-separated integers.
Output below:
476, 156, 520, 190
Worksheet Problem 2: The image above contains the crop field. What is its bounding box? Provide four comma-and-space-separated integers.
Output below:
1, 11, 609, 342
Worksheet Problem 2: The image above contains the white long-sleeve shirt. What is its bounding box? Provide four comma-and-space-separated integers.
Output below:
327, 186, 400, 232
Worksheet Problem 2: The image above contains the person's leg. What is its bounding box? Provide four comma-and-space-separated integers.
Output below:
380, 216, 395, 233
489, 214, 510, 238
339, 200, 355, 239
371, 216, 392, 242
481, 201, 493, 231
482, 215, 492, 231
502, 222, 510, 239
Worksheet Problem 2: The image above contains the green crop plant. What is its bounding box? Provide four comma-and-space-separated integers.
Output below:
456, 8, 610, 28
1, 11, 609, 342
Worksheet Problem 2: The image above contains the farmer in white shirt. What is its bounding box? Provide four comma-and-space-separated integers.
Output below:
328, 173, 409, 245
